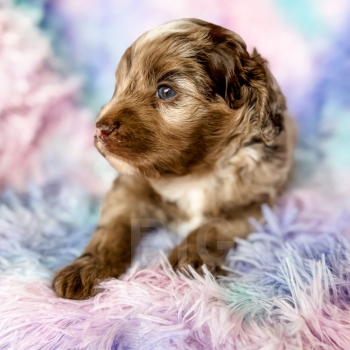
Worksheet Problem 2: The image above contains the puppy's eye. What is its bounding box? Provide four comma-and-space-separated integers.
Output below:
156, 86, 176, 100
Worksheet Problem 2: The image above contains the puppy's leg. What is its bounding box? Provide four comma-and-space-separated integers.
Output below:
169, 205, 261, 275
53, 175, 166, 300
168, 222, 235, 275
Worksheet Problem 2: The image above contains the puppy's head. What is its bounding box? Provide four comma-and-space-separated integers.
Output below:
95, 19, 286, 178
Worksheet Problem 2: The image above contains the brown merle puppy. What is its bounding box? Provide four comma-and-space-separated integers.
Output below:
53, 19, 296, 300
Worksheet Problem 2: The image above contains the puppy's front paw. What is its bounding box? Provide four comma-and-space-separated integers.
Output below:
53, 255, 120, 300
168, 244, 226, 276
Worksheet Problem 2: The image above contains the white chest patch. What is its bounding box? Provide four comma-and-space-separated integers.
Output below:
150, 175, 214, 238
173, 186, 206, 238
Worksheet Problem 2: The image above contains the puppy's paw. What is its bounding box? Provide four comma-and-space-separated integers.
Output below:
168, 244, 226, 277
53, 255, 120, 300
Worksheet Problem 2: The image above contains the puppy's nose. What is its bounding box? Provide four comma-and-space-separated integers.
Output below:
96, 121, 121, 140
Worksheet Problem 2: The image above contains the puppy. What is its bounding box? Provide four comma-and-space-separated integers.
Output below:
53, 19, 296, 300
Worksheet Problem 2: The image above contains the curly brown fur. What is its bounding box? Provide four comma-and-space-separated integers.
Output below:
53, 19, 296, 299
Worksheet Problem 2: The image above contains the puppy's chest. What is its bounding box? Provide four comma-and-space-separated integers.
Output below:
151, 174, 232, 237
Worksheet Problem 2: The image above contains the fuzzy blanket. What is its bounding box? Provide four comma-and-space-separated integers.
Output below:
1, 1, 350, 349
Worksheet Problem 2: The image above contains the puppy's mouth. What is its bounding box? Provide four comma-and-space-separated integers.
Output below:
94, 135, 108, 156
94, 135, 138, 174
94, 125, 142, 160
94, 122, 161, 178
94, 134, 124, 155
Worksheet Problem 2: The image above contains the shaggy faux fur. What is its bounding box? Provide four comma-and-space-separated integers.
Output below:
1, 187, 350, 349
1, 1, 350, 349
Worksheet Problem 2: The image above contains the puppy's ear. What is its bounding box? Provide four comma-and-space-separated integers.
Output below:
241, 49, 286, 145
203, 25, 286, 144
